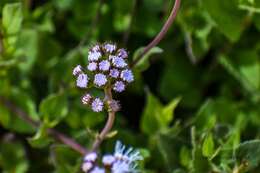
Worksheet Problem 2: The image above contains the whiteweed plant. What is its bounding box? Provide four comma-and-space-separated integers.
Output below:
0, 0, 181, 173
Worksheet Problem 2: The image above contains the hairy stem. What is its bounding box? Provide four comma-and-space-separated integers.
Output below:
92, 87, 116, 151
131, 0, 181, 67
0, 96, 88, 155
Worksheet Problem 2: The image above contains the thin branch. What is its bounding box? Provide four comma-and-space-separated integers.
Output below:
131, 0, 181, 67
91, 87, 116, 151
0, 96, 88, 155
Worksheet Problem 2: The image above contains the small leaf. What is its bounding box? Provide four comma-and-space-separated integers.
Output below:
201, 0, 245, 42
28, 124, 51, 148
2, 3, 23, 35
180, 146, 191, 167
133, 46, 163, 71
202, 133, 215, 157
105, 130, 118, 139
140, 91, 162, 135
39, 92, 68, 127
161, 97, 181, 126
235, 140, 260, 171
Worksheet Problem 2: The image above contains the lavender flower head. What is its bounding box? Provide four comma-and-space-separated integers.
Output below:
113, 81, 125, 93
82, 141, 143, 173
88, 62, 97, 71
111, 56, 127, 68
73, 65, 82, 76
117, 49, 128, 59
84, 152, 98, 162
120, 69, 134, 83
73, 42, 134, 113
91, 98, 104, 112
104, 43, 116, 53
102, 155, 116, 166
90, 167, 105, 173
99, 60, 110, 71
76, 73, 88, 88
94, 73, 107, 87
88, 51, 102, 61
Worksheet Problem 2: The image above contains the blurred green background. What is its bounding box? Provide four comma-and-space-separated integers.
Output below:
0, 0, 260, 172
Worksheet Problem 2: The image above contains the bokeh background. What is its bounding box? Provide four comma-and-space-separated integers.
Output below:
0, 0, 260, 172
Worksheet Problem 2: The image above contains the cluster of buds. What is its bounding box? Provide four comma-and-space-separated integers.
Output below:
73, 42, 134, 112
82, 141, 143, 173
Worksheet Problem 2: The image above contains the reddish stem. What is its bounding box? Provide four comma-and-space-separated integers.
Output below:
0, 96, 88, 155
91, 87, 116, 151
131, 0, 181, 67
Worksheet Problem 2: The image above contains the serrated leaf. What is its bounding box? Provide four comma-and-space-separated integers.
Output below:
235, 140, 260, 171
133, 46, 163, 71
202, 133, 215, 157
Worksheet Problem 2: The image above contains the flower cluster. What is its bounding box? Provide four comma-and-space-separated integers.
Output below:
73, 43, 134, 112
82, 141, 143, 173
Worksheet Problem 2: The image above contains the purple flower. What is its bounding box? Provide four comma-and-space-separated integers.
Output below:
91, 44, 100, 52
120, 69, 134, 83
113, 81, 125, 92
82, 162, 93, 172
117, 49, 128, 59
104, 43, 116, 53
111, 56, 127, 68
88, 51, 101, 61
87, 62, 97, 71
99, 60, 110, 71
109, 100, 120, 112
73, 65, 82, 76
102, 155, 116, 166
82, 93, 92, 105
84, 152, 98, 162
111, 161, 130, 173
76, 73, 88, 88
90, 167, 105, 173
91, 98, 103, 112
94, 73, 107, 87
110, 68, 120, 78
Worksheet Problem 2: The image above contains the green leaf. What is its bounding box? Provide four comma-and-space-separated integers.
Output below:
39, 92, 68, 127
28, 124, 52, 148
161, 97, 181, 126
140, 91, 163, 135
0, 141, 29, 173
133, 47, 163, 71
219, 50, 260, 97
235, 140, 260, 171
239, 0, 260, 13
51, 145, 81, 173
201, 0, 245, 42
2, 3, 23, 35
202, 133, 215, 158
180, 146, 191, 167
141, 92, 180, 135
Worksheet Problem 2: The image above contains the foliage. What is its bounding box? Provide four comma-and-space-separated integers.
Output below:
0, 0, 260, 172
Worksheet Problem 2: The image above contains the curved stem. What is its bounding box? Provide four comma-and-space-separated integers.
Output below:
92, 87, 116, 151
0, 96, 88, 155
131, 0, 181, 67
